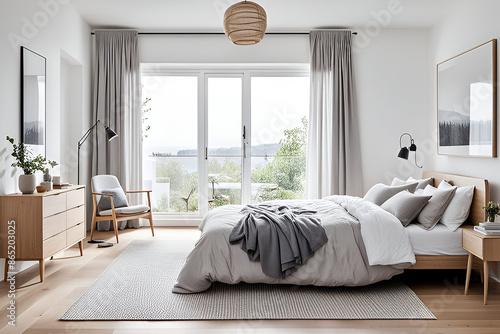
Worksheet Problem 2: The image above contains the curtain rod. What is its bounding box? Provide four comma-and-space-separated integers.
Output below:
90, 31, 357, 35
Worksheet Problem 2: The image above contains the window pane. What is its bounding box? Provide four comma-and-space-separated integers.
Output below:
142, 76, 198, 213
251, 76, 309, 202
207, 77, 242, 208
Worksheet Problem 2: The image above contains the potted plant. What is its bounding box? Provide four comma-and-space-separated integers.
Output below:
6, 136, 58, 194
483, 201, 500, 223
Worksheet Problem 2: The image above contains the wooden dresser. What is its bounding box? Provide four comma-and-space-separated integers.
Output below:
1, 185, 86, 282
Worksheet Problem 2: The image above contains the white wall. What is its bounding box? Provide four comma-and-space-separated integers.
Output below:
428, 0, 500, 202
0, 0, 91, 276
139, 34, 309, 63
138, 30, 430, 195
354, 29, 430, 192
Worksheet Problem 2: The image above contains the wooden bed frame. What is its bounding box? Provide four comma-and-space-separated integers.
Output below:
407, 171, 489, 270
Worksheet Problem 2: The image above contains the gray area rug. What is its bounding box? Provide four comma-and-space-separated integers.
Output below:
60, 240, 435, 320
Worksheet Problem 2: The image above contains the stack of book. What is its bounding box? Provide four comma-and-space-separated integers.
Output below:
474, 222, 500, 235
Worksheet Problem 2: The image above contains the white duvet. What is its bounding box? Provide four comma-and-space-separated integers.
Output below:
173, 196, 415, 293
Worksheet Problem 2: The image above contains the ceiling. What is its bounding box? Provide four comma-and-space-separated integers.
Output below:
70, 0, 460, 32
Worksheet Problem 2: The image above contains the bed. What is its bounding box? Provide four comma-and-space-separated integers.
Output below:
406, 171, 489, 269
173, 171, 489, 293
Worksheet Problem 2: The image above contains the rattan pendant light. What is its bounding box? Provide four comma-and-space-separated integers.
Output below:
223, 1, 267, 45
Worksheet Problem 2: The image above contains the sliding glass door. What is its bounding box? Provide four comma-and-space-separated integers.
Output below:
206, 76, 243, 207
141, 67, 309, 221
250, 76, 310, 202
142, 75, 199, 214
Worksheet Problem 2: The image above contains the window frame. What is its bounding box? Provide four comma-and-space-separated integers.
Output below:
140, 64, 309, 226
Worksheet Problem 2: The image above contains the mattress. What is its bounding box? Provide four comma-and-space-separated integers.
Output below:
406, 223, 468, 256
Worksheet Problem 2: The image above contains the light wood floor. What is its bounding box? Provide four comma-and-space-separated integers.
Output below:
0, 226, 499, 334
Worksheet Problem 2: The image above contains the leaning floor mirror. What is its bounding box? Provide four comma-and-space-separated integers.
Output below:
437, 39, 497, 157
21, 46, 46, 157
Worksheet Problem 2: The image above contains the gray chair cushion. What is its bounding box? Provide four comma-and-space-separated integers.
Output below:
415, 181, 457, 230
99, 204, 150, 216
97, 187, 129, 213
381, 191, 432, 226
364, 182, 419, 206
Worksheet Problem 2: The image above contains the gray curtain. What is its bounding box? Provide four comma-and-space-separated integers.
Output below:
92, 30, 143, 230
306, 30, 363, 199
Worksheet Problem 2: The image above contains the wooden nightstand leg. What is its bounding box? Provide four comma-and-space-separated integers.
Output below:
480, 263, 484, 283
483, 261, 489, 305
39, 259, 45, 282
494, 262, 499, 278
465, 253, 473, 295
78, 241, 84, 256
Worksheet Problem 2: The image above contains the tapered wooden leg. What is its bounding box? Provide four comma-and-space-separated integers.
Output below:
465, 253, 473, 295
494, 262, 498, 277
480, 263, 484, 283
39, 259, 45, 282
484, 261, 489, 305
78, 241, 83, 256
149, 214, 155, 237
90, 217, 96, 241
4, 259, 9, 282
112, 219, 119, 243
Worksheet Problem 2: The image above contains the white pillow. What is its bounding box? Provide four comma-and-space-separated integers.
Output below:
391, 177, 407, 186
391, 177, 433, 191
415, 181, 457, 230
440, 184, 475, 231
407, 176, 434, 190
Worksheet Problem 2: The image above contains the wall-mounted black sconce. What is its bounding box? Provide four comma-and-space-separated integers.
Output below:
398, 133, 422, 168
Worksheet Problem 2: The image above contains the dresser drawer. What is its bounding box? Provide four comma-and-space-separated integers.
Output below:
463, 231, 482, 258
43, 193, 67, 218
43, 211, 67, 240
67, 188, 85, 209
67, 205, 85, 229
43, 231, 66, 258
67, 222, 85, 246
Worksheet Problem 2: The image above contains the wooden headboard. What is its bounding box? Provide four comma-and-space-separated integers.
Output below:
422, 171, 489, 226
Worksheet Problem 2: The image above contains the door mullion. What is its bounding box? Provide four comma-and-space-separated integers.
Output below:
242, 72, 252, 204
198, 73, 208, 216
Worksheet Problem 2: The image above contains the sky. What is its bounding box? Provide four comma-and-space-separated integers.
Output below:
142, 75, 309, 155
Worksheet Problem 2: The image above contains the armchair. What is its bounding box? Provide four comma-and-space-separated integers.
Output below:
90, 175, 154, 243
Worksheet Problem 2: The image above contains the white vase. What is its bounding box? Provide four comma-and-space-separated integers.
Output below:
19, 174, 37, 194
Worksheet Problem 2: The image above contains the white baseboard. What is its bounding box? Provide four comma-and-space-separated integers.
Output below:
139, 217, 201, 227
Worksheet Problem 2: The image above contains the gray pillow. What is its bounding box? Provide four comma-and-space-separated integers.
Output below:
381, 191, 432, 226
364, 182, 419, 206
415, 182, 457, 230
97, 187, 129, 213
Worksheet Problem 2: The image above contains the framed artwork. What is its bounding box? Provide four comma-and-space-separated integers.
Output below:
437, 39, 497, 157
21, 46, 46, 157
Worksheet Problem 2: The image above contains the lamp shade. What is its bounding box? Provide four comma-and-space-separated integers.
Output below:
398, 147, 409, 160
409, 142, 417, 151
105, 126, 118, 141
223, 1, 267, 45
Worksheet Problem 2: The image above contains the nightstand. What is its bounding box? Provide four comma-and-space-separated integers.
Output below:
462, 227, 500, 305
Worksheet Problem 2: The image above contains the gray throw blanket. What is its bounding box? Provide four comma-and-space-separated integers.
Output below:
229, 204, 328, 278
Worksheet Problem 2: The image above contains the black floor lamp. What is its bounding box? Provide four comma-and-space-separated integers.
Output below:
77, 120, 118, 184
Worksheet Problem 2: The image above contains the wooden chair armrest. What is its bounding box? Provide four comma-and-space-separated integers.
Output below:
125, 190, 152, 194
92, 192, 114, 197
